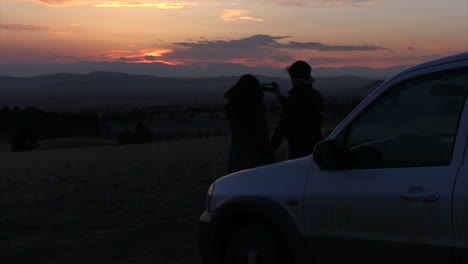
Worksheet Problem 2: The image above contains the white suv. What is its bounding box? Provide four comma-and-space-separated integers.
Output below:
199, 52, 468, 264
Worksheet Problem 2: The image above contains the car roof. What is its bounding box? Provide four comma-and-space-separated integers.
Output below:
396, 52, 468, 77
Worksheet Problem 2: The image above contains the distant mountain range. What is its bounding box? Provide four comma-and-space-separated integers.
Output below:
0, 71, 384, 110
0, 61, 410, 79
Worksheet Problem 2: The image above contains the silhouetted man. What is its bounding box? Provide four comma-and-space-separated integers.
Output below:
269, 60, 324, 159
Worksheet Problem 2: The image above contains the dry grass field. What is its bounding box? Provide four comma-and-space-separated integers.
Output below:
0, 137, 245, 264
0, 115, 329, 264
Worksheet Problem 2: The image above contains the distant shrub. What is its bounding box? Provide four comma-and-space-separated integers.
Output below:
9, 126, 40, 152
117, 128, 133, 144
134, 123, 153, 143
117, 123, 153, 145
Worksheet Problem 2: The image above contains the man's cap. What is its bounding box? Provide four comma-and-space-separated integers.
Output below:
287, 61, 311, 79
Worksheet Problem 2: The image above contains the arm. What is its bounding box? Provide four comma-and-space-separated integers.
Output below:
267, 82, 289, 151
266, 82, 287, 107
271, 116, 287, 152
255, 109, 276, 163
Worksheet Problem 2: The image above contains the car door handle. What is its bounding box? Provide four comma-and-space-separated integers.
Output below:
400, 190, 440, 202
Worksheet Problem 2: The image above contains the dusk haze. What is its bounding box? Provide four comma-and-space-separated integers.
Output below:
1, 0, 467, 77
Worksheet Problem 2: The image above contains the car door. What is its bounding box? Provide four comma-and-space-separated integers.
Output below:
304, 65, 468, 264
454, 112, 468, 264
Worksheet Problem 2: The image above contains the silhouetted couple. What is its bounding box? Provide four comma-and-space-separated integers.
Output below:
225, 61, 324, 173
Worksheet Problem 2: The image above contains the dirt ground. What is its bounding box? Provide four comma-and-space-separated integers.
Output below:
0, 137, 238, 264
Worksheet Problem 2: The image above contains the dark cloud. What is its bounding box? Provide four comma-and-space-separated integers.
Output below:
144, 55, 161, 61
307, 54, 444, 66
174, 34, 289, 50
270, 55, 295, 62
174, 34, 387, 52
163, 35, 388, 65
274, 41, 387, 51
308, 57, 356, 65
118, 57, 142, 62
164, 46, 269, 61
0, 23, 47, 32
246, 58, 260, 63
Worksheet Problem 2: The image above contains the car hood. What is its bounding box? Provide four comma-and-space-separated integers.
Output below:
211, 156, 315, 210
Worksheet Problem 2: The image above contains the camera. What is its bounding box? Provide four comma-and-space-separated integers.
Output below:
262, 82, 276, 91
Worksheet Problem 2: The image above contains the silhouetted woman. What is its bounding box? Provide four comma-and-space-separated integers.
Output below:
224, 74, 276, 173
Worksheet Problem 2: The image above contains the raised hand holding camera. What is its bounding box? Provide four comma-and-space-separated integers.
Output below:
262, 82, 282, 97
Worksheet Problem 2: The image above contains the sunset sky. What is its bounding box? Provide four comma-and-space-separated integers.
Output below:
1, 0, 467, 69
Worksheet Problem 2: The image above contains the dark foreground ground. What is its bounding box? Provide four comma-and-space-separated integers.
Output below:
0, 137, 274, 264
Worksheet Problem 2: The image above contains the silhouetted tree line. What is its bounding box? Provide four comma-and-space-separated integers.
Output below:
102, 109, 154, 123
0, 98, 360, 151
117, 122, 157, 145
0, 106, 101, 151
108, 98, 360, 145
101, 105, 225, 123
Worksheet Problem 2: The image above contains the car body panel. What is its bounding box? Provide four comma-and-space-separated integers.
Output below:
453, 89, 468, 263
210, 156, 313, 234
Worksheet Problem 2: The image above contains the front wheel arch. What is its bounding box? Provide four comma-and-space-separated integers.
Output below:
213, 197, 305, 264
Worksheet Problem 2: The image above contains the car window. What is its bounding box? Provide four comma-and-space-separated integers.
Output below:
344, 68, 468, 169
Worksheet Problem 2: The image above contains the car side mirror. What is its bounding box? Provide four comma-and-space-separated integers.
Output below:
313, 140, 341, 170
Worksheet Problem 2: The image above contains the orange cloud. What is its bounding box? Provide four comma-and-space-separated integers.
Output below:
95, 2, 198, 8
222, 9, 264, 22
0, 23, 48, 32
2, 0, 94, 7
143, 49, 173, 57
102, 48, 179, 64
108, 49, 133, 53
1, 23, 74, 35
0, 0, 198, 8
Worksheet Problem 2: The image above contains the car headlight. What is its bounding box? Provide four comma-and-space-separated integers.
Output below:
205, 183, 215, 211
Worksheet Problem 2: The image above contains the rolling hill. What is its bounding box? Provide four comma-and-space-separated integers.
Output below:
0, 71, 383, 110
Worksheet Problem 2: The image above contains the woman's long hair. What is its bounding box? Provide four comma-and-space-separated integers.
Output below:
224, 74, 264, 110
